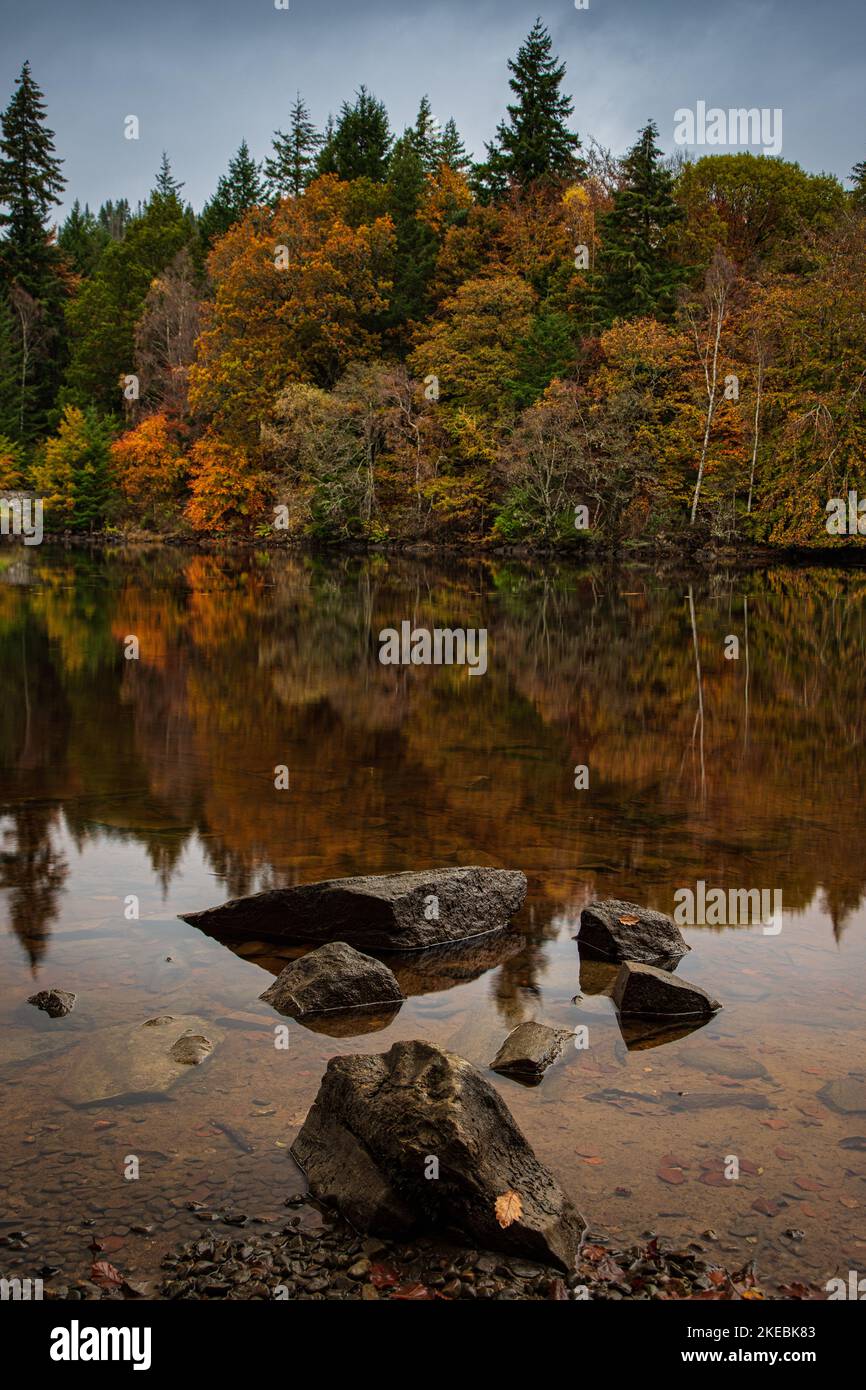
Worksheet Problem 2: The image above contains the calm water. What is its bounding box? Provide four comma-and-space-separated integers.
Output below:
1, 545, 866, 1294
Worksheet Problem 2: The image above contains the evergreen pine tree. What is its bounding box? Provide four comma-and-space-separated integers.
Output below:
851, 158, 866, 209
438, 118, 471, 173
385, 134, 438, 336
316, 87, 392, 182
200, 141, 265, 245
98, 198, 132, 240
59, 200, 109, 276
154, 152, 184, 199
0, 61, 65, 294
484, 20, 583, 191
264, 94, 323, 199
596, 121, 685, 324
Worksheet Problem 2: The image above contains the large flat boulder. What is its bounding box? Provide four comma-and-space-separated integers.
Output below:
291, 1039, 584, 1271
59, 1015, 223, 1106
182, 867, 527, 952
578, 898, 689, 971
259, 941, 404, 1019
612, 961, 721, 1020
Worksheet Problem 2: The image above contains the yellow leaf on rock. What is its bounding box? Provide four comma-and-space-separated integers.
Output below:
495, 1190, 523, 1229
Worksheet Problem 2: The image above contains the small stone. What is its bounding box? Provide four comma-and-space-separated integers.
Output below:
490, 1021, 571, 1083
28, 988, 76, 1018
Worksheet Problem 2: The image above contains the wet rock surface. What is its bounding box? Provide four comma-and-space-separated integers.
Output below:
291, 1039, 585, 1270
578, 899, 689, 971
490, 1020, 571, 1083
259, 941, 404, 1019
28, 988, 76, 1019
182, 866, 527, 951
819, 1075, 866, 1114
612, 961, 722, 1020
59, 1015, 224, 1105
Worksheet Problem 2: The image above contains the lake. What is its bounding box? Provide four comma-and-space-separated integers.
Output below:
1, 545, 865, 1294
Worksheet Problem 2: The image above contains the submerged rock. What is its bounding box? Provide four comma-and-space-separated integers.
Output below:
578, 899, 689, 971
612, 961, 721, 1019
819, 1076, 866, 1115
169, 1033, 214, 1065
259, 941, 404, 1019
490, 1021, 571, 1084
291, 1039, 584, 1271
182, 866, 527, 952
59, 1014, 223, 1105
28, 988, 76, 1018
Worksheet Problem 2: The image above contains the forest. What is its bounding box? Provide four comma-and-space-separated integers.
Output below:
1, 19, 865, 550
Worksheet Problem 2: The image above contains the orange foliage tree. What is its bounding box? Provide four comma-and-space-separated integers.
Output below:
110, 413, 187, 526
184, 432, 266, 533
188, 175, 395, 442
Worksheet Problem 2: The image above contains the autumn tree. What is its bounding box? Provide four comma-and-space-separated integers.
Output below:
30, 404, 115, 530
111, 412, 187, 525
189, 176, 394, 439
133, 248, 201, 415
185, 431, 265, 533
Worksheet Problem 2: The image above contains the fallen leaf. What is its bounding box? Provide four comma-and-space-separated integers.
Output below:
391, 1283, 433, 1300
774, 1146, 797, 1161
795, 1177, 825, 1192
495, 1190, 523, 1229
91, 1260, 123, 1288
752, 1198, 781, 1216
370, 1263, 399, 1289
657, 1166, 687, 1185
618, 914, 640, 926
840, 1196, 859, 1209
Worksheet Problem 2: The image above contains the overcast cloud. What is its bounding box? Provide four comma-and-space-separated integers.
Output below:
0, 0, 862, 217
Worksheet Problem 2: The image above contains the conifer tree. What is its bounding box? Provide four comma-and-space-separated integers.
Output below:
265, 95, 323, 199
59, 200, 108, 276
316, 87, 392, 183
154, 152, 184, 200
0, 61, 65, 294
438, 118, 471, 174
484, 20, 583, 191
386, 134, 438, 334
851, 158, 866, 209
596, 121, 685, 324
200, 140, 265, 245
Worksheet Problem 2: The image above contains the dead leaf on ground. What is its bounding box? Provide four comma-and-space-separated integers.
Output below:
658, 1165, 687, 1185
91, 1260, 124, 1288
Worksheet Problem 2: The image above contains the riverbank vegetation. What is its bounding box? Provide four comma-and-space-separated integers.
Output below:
1, 22, 865, 549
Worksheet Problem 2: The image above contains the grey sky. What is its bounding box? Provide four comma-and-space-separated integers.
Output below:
1, 0, 863, 219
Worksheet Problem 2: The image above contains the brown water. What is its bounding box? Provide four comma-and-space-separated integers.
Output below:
1, 546, 865, 1295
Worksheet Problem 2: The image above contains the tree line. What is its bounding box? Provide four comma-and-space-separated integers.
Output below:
1, 19, 865, 548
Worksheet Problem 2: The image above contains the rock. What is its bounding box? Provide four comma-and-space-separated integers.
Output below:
819, 1076, 866, 1115
578, 899, 689, 971
28, 988, 76, 1018
59, 1015, 224, 1106
291, 1039, 584, 1271
182, 866, 527, 952
259, 942, 404, 1019
612, 961, 721, 1020
169, 1033, 213, 1065
490, 1021, 571, 1084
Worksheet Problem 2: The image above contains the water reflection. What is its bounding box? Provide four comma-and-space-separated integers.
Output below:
2, 546, 866, 1291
